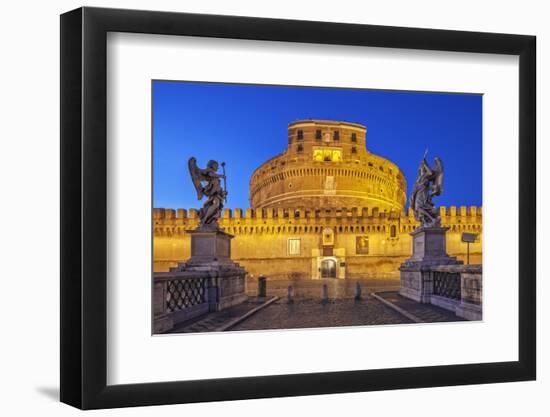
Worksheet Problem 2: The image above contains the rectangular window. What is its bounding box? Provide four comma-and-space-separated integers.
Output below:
351, 133, 357, 142
315, 129, 322, 140
296, 144, 303, 153
333, 130, 340, 140
288, 238, 301, 255
351, 146, 357, 154
297, 130, 304, 140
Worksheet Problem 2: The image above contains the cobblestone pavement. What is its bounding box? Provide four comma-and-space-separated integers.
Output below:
375, 291, 465, 323
168, 282, 466, 334
230, 296, 413, 331
247, 278, 400, 299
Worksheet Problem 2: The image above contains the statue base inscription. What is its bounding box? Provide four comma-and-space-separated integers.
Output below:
399, 226, 462, 303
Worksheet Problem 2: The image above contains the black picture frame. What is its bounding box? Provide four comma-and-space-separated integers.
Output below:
60, 6, 536, 410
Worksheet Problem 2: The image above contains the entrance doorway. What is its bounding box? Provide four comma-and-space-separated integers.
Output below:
321, 258, 337, 278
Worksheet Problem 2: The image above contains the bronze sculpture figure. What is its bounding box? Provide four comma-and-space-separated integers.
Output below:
188, 157, 227, 230
409, 152, 444, 228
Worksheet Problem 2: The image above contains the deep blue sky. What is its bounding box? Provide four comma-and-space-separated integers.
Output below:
153, 81, 482, 210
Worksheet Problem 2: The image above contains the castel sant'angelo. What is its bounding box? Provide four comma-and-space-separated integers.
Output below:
154, 120, 482, 279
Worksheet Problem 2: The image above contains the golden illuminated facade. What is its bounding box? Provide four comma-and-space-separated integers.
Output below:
154, 120, 482, 279
250, 120, 406, 211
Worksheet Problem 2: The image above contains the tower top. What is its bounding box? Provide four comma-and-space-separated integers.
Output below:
288, 119, 366, 131
249, 119, 406, 211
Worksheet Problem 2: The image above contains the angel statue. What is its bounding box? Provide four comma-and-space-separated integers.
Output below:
188, 157, 227, 230
409, 150, 444, 228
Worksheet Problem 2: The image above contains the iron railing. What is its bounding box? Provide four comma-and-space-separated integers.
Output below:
432, 271, 461, 300
165, 277, 207, 313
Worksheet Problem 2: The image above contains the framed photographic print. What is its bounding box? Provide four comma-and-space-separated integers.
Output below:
60, 6, 536, 410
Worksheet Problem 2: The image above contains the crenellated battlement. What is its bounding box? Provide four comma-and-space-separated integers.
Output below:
154, 206, 482, 220
153, 206, 482, 237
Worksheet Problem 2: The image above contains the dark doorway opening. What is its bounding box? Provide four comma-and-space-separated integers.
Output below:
321, 259, 337, 278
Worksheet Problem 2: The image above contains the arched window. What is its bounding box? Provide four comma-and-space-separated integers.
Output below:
390, 225, 397, 238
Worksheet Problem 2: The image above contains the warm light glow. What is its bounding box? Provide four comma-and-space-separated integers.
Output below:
313, 147, 342, 162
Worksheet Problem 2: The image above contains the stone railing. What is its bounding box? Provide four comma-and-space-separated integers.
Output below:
429, 264, 482, 320
153, 271, 213, 333
154, 260, 248, 333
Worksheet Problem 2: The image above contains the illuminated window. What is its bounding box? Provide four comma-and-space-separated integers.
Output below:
315, 130, 322, 140
351, 133, 357, 142
333, 131, 340, 140
288, 238, 301, 255
313, 147, 342, 162
297, 130, 304, 140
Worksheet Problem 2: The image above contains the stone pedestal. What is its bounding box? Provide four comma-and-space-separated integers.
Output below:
456, 267, 483, 320
175, 229, 248, 311
399, 226, 461, 303
153, 228, 248, 333
186, 229, 233, 265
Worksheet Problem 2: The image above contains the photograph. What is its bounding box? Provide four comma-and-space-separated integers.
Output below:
152, 81, 483, 334
53, 4, 537, 411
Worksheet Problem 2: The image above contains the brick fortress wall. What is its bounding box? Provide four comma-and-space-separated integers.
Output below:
153, 206, 482, 279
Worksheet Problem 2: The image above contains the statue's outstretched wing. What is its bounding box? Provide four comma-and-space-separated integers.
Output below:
188, 157, 204, 200
432, 157, 444, 196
